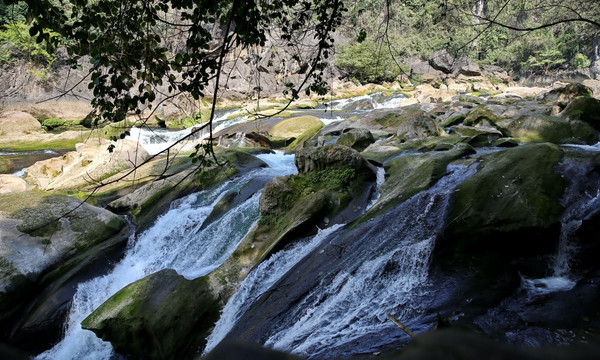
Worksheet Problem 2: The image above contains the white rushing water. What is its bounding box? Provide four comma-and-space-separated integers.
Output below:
36, 152, 296, 360
204, 224, 345, 353
202, 163, 476, 359
260, 163, 477, 358
126, 109, 244, 155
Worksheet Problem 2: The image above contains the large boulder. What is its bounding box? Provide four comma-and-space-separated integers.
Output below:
372, 144, 475, 216
0, 111, 42, 135
269, 115, 323, 149
0, 175, 32, 193
452, 56, 481, 77
560, 96, 600, 131
336, 128, 375, 151
443, 144, 565, 258
429, 49, 454, 74
294, 144, 368, 174
82, 269, 220, 360
537, 83, 593, 108
0, 192, 126, 332
396, 115, 444, 141
504, 114, 598, 144
25, 138, 150, 191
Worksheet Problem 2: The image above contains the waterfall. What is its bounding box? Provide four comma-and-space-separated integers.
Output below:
35, 152, 296, 360
324, 92, 408, 111
261, 164, 477, 359
206, 162, 476, 359
204, 224, 345, 354
126, 109, 244, 155
522, 156, 600, 296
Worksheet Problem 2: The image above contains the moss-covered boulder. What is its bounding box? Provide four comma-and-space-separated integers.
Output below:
396, 115, 444, 141
504, 114, 598, 144
0, 191, 126, 333
443, 143, 566, 258
82, 269, 220, 360
369, 144, 475, 217
463, 106, 499, 127
294, 144, 371, 174
212, 145, 377, 299
561, 96, 600, 131
269, 115, 323, 149
336, 128, 375, 151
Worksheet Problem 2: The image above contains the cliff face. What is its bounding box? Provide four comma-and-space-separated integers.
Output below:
0, 30, 347, 121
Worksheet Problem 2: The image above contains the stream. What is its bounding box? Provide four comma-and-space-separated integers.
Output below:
35, 152, 296, 360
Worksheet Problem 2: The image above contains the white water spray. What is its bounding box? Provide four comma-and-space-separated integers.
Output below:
36, 152, 296, 360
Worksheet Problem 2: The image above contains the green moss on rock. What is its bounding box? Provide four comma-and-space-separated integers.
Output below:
444, 143, 565, 256
82, 269, 220, 360
561, 96, 600, 131
505, 115, 598, 145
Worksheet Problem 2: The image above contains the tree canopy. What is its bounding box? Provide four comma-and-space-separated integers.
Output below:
2, 0, 345, 160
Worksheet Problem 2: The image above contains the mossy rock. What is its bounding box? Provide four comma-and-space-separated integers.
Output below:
336, 128, 375, 152
372, 106, 426, 129
505, 115, 598, 145
493, 137, 518, 147
561, 96, 600, 131
396, 134, 469, 152
269, 116, 323, 142
0, 192, 126, 334
367, 144, 475, 219
463, 106, 499, 127
82, 269, 220, 360
444, 143, 565, 258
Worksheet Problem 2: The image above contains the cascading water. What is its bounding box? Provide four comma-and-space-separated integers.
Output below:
209, 163, 477, 359
126, 109, 244, 155
522, 155, 600, 296
35, 152, 296, 360
324, 92, 407, 111
205, 224, 345, 354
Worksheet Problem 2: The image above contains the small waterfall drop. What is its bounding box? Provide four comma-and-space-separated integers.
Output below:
126, 109, 244, 155
324, 92, 407, 111
205, 224, 345, 353
522, 156, 600, 296
35, 152, 296, 360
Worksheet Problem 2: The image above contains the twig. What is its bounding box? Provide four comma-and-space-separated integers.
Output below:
387, 313, 416, 338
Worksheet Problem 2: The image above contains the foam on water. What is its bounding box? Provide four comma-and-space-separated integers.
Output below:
36, 152, 296, 360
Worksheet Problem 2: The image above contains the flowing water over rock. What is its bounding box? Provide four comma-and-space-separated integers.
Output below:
126, 109, 243, 155
129, 92, 409, 155
35, 153, 296, 360
205, 224, 345, 354
522, 155, 600, 296
217, 163, 477, 359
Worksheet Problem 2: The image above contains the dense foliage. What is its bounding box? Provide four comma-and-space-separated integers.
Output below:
336, 0, 599, 82
2, 0, 345, 160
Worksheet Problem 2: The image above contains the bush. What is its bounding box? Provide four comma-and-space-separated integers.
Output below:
572, 53, 591, 69
41, 117, 66, 129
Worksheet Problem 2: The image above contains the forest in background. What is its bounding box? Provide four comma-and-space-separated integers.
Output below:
1, 0, 599, 84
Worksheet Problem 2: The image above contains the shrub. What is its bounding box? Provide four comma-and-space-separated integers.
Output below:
572, 53, 591, 69
41, 117, 66, 129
